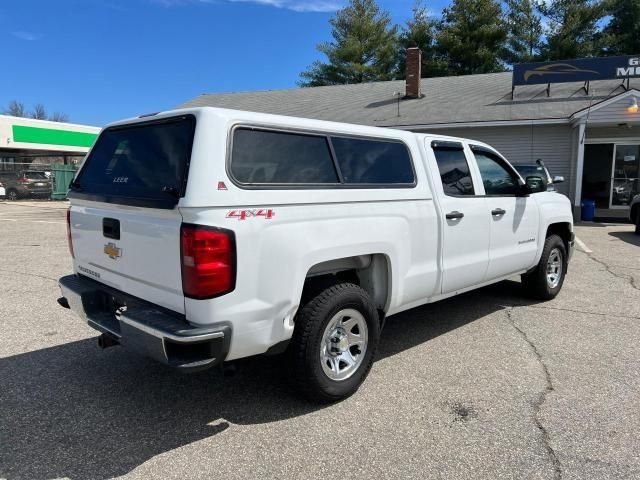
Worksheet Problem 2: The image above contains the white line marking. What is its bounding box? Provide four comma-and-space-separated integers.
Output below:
0, 218, 17, 221
34, 220, 65, 224
575, 236, 592, 253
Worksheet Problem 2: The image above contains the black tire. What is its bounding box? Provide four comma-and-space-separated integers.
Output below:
635, 217, 640, 236
521, 234, 567, 300
289, 282, 380, 403
6, 189, 19, 201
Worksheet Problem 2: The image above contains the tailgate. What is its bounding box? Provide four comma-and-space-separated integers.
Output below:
67, 114, 196, 314
71, 203, 184, 313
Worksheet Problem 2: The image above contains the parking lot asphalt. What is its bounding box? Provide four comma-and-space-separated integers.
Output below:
1, 201, 639, 480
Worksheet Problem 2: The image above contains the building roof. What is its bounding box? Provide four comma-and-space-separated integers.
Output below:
179, 71, 640, 128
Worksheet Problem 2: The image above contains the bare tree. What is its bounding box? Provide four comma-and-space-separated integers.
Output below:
50, 111, 69, 123
3, 100, 26, 117
4, 100, 69, 122
31, 103, 47, 120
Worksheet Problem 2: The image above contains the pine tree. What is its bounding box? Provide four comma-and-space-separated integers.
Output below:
599, 0, 640, 55
397, 1, 449, 78
299, 0, 398, 86
503, 0, 543, 64
539, 0, 604, 60
436, 0, 507, 75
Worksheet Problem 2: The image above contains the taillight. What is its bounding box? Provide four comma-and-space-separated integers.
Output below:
66, 208, 74, 258
180, 224, 236, 299
17, 177, 29, 184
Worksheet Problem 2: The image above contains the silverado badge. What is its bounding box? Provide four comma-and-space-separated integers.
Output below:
104, 242, 122, 260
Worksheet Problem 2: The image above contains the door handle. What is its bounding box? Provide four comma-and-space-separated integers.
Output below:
446, 211, 464, 220
491, 208, 506, 216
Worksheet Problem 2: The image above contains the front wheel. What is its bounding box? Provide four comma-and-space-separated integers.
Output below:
6, 189, 19, 201
522, 234, 567, 300
289, 282, 380, 403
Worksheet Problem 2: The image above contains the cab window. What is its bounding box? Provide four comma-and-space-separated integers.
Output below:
431, 142, 475, 196
472, 149, 519, 196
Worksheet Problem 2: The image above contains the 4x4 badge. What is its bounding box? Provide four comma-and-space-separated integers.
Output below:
104, 242, 122, 260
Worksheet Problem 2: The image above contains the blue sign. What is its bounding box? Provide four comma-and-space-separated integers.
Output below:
513, 55, 640, 87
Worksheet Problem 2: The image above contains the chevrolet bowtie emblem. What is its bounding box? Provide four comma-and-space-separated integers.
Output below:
104, 242, 122, 260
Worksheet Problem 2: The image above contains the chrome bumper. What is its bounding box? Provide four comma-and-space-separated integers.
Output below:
58, 274, 230, 372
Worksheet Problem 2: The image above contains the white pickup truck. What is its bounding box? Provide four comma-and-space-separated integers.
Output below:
58, 107, 574, 401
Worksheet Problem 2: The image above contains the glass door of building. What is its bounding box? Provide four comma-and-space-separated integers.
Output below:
610, 145, 640, 208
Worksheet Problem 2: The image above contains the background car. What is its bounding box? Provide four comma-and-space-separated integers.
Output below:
0, 171, 52, 200
630, 194, 640, 235
513, 160, 564, 192
0, 180, 5, 199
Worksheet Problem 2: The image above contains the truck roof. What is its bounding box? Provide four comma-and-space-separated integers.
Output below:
102, 106, 492, 150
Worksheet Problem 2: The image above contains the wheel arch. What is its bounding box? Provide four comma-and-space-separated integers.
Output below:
300, 253, 392, 317
545, 222, 572, 255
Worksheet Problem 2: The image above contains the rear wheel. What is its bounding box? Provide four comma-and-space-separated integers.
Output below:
289, 282, 380, 403
635, 214, 640, 235
6, 189, 18, 201
522, 234, 567, 300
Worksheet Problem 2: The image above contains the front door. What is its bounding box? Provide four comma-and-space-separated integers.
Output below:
470, 146, 540, 279
429, 140, 490, 294
610, 144, 640, 209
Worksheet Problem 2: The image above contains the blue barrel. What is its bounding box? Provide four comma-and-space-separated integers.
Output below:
581, 199, 596, 221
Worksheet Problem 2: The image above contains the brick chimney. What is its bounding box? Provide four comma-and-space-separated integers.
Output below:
405, 47, 422, 98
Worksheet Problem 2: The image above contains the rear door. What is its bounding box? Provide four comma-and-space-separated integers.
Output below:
429, 140, 490, 294
68, 114, 196, 313
469, 146, 539, 279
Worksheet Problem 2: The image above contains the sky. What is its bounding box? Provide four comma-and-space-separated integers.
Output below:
1, 0, 443, 127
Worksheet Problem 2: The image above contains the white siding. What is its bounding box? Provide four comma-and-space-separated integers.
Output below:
587, 97, 640, 125
587, 126, 640, 142
417, 125, 575, 196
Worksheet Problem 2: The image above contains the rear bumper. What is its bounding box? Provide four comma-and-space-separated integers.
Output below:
27, 189, 51, 196
58, 274, 231, 372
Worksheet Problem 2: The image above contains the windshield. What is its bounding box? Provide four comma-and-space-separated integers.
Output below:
25, 172, 48, 180
72, 115, 195, 208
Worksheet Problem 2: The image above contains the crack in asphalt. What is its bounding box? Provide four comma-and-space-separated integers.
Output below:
583, 251, 639, 291
521, 304, 640, 320
506, 307, 563, 480
0, 270, 58, 283
564, 453, 640, 475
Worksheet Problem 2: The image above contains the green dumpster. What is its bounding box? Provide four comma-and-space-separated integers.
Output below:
51, 164, 79, 200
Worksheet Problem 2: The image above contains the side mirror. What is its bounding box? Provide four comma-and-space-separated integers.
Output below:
552, 175, 564, 184
525, 175, 546, 194
515, 177, 529, 196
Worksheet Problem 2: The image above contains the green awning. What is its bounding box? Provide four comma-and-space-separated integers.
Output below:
12, 125, 98, 148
